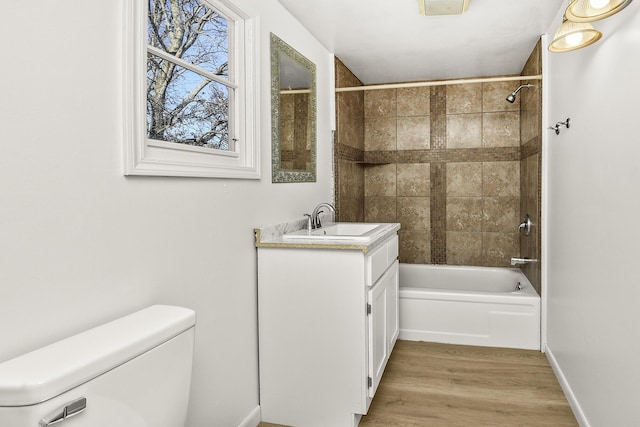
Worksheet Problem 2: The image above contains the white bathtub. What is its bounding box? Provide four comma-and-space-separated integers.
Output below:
399, 264, 540, 350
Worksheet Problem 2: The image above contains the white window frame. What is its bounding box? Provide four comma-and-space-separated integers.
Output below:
123, 0, 260, 179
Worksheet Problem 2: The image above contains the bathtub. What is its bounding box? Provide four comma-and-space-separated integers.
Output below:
399, 264, 540, 350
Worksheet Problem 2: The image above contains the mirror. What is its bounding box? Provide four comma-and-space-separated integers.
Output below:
271, 33, 317, 183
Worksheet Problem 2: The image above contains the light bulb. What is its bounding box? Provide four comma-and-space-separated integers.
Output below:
565, 32, 584, 46
589, 0, 610, 8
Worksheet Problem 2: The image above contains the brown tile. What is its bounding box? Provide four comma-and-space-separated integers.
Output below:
482, 232, 519, 267
399, 229, 431, 264
446, 114, 482, 148
398, 197, 430, 230
364, 89, 396, 117
365, 117, 396, 151
446, 83, 482, 114
483, 197, 520, 233
446, 197, 483, 232
397, 86, 430, 117
335, 58, 362, 88
337, 197, 364, 222
397, 116, 430, 150
338, 160, 364, 201
520, 155, 538, 221
447, 232, 482, 266
483, 112, 520, 147
521, 104, 540, 145
521, 137, 541, 159
446, 162, 482, 196
397, 163, 430, 197
364, 164, 396, 196
336, 91, 364, 151
483, 161, 520, 197
364, 196, 397, 223
521, 81, 541, 145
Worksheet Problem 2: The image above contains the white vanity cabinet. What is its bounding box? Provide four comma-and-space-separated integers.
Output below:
257, 234, 399, 427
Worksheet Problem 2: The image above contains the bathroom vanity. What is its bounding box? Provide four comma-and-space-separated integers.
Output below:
255, 220, 400, 427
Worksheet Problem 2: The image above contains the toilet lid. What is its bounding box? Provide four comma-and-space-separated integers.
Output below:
0, 305, 195, 406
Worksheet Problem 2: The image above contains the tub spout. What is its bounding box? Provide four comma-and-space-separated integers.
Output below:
511, 257, 538, 266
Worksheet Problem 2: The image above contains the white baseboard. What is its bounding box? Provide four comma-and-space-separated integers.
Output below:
238, 405, 261, 427
545, 347, 590, 427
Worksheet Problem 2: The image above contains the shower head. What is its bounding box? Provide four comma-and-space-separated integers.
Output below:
506, 83, 534, 103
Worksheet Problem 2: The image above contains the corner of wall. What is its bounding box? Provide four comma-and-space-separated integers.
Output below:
545, 348, 591, 427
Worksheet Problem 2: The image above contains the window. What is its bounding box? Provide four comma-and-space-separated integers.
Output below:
124, 0, 260, 178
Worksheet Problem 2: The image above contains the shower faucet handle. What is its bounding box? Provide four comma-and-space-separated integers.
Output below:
518, 214, 532, 236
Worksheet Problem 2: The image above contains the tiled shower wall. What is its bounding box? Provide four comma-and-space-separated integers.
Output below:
362, 82, 521, 268
334, 58, 365, 222
519, 41, 543, 294
334, 42, 542, 291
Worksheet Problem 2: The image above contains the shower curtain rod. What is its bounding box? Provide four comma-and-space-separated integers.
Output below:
335, 74, 542, 92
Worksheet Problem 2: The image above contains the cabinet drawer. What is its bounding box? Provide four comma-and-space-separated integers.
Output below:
366, 235, 399, 286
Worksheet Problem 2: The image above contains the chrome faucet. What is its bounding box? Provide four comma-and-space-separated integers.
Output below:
311, 203, 336, 229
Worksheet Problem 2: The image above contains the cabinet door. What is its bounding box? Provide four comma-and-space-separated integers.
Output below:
367, 275, 387, 398
386, 261, 399, 353
367, 261, 399, 398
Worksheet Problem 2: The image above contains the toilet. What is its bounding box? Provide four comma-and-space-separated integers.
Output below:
0, 305, 196, 426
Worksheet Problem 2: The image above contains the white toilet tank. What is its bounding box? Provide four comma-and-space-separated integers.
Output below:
0, 305, 196, 427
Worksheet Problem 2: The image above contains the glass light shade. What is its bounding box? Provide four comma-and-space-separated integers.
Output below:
565, 0, 634, 22
548, 19, 603, 52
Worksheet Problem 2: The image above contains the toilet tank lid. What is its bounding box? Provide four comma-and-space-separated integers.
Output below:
0, 305, 195, 407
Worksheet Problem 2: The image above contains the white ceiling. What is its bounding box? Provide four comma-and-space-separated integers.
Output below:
276, 0, 565, 84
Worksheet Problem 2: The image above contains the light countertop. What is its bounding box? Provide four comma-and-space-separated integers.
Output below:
254, 218, 400, 254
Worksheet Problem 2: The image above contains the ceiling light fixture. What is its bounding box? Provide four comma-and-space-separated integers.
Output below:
565, 0, 634, 22
418, 0, 470, 16
548, 16, 603, 52
549, 0, 634, 52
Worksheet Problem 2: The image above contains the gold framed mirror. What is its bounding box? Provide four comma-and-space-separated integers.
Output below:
271, 33, 317, 183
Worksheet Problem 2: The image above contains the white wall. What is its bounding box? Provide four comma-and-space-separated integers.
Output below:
0, 1, 333, 426
545, 3, 640, 426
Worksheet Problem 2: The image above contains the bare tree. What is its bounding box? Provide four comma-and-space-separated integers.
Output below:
146, 0, 230, 149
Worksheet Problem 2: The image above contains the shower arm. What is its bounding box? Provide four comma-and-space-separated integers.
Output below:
512, 83, 533, 96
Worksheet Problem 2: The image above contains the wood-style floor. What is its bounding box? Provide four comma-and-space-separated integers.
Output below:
260, 340, 578, 427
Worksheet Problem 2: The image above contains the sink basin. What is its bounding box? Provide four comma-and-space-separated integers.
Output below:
283, 223, 387, 242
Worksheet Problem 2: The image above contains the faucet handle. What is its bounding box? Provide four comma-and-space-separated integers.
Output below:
304, 214, 312, 231
518, 214, 532, 236
314, 209, 325, 229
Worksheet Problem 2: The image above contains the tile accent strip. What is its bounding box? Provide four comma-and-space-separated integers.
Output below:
365, 147, 521, 164
521, 136, 541, 160
336, 142, 364, 162
430, 162, 447, 264
430, 86, 447, 264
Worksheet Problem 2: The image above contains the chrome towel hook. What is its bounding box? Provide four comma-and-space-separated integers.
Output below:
549, 118, 570, 135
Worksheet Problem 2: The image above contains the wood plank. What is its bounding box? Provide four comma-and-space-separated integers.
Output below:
259, 340, 578, 427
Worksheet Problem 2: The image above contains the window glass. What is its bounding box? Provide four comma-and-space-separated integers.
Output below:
146, 0, 231, 150
124, 0, 259, 178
